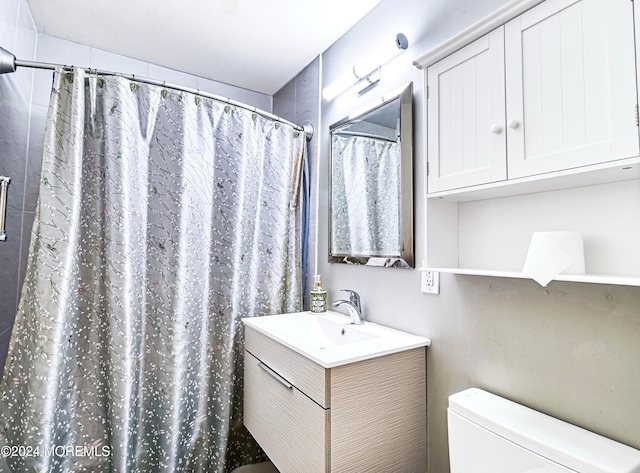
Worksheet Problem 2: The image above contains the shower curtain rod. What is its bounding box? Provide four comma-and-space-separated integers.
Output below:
334, 130, 398, 142
0, 46, 314, 141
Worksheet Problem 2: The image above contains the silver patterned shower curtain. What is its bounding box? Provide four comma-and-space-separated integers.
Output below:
0, 68, 304, 472
331, 135, 400, 256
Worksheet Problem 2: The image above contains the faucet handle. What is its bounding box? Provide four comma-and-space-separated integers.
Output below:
339, 289, 361, 309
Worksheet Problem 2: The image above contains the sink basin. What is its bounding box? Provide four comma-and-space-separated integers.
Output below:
242, 311, 430, 367
264, 314, 378, 348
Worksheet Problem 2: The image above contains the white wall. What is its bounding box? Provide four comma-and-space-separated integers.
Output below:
316, 0, 640, 471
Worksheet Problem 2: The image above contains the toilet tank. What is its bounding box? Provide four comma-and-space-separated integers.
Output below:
448, 388, 640, 473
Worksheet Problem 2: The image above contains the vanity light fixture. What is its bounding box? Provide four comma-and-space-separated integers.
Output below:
322, 32, 409, 101
353, 65, 381, 96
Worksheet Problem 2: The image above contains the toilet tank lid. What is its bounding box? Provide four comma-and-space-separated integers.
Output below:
449, 388, 640, 473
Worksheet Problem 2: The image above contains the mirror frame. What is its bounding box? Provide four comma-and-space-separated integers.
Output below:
328, 82, 414, 268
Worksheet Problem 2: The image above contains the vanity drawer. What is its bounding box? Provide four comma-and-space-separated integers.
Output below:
244, 351, 329, 473
244, 325, 329, 407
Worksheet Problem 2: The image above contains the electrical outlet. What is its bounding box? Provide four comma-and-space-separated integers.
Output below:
421, 270, 440, 295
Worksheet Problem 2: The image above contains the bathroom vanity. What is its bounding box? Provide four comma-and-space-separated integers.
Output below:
242, 312, 430, 473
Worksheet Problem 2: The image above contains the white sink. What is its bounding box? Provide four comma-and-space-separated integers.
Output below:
266, 314, 378, 348
242, 311, 430, 368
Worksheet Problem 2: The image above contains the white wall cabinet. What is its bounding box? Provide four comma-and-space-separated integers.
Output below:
505, 0, 639, 178
427, 27, 507, 193
415, 0, 640, 286
427, 0, 638, 192
243, 325, 427, 473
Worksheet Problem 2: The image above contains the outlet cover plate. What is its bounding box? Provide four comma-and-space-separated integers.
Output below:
421, 270, 440, 294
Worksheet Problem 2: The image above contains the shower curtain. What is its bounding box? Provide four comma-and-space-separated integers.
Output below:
0, 68, 305, 472
331, 135, 400, 256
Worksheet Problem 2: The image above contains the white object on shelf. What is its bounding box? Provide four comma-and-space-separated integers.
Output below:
522, 231, 585, 287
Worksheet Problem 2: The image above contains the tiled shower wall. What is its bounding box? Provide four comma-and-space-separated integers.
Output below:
0, 0, 272, 373
273, 57, 320, 309
0, 0, 37, 373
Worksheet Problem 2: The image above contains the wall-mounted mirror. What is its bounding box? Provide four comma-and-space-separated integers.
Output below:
329, 83, 413, 268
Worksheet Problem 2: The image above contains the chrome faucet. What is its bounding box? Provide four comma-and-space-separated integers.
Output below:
332, 289, 364, 325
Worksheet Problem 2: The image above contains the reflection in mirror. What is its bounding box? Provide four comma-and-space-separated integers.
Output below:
329, 83, 413, 268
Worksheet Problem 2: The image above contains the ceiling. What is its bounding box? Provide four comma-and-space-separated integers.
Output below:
26, 0, 383, 95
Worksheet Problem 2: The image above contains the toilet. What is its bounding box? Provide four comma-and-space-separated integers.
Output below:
448, 388, 640, 472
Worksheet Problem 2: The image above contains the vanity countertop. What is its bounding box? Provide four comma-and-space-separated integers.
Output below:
242, 311, 430, 368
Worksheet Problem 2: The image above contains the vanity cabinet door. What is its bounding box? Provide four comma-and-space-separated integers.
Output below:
243, 351, 329, 473
427, 27, 507, 193
505, 0, 639, 179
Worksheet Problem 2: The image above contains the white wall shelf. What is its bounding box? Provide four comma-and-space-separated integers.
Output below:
425, 179, 640, 288
425, 267, 640, 287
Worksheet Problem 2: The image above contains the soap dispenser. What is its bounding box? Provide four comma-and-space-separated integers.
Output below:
310, 275, 328, 313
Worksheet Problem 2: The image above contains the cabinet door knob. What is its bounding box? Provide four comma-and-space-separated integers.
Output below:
508, 119, 520, 129
490, 124, 503, 134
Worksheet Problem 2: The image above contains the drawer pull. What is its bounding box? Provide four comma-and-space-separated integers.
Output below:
258, 362, 293, 389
